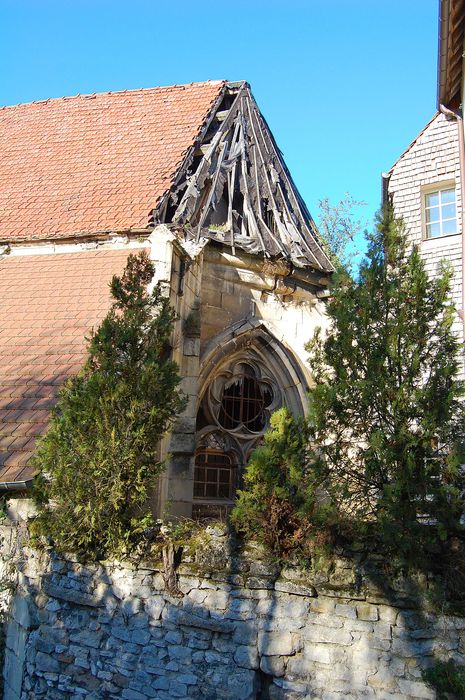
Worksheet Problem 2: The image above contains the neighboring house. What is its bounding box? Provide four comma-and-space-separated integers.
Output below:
0, 80, 333, 519
385, 0, 465, 372
385, 112, 464, 348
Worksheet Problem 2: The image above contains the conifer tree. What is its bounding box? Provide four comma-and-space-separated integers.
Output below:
308, 206, 465, 559
32, 251, 185, 559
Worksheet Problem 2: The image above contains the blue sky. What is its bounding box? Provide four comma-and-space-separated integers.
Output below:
1, 0, 438, 249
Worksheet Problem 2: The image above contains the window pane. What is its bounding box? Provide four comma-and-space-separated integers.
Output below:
441, 188, 455, 204
442, 218, 457, 235
442, 203, 456, 220
425, 206, 439, 223
194, 449, 235, 501
206, 483, 217, 497
426, 192, 439, 207
426, 222, 441, 238
218, 483, 230, 498
193, 481, 204, 498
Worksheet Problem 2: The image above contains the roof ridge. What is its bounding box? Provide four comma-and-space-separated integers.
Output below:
0, 79, 227, 111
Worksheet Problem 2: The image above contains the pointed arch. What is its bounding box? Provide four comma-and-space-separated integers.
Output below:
192, 320, 310, 519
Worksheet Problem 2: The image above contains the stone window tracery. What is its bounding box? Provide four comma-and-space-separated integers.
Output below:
193, 358, 280, 517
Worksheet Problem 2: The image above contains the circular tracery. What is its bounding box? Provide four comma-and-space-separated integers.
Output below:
217, 363, 273, 432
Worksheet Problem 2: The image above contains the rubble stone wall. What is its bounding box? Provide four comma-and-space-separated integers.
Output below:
3, 530, 465, 700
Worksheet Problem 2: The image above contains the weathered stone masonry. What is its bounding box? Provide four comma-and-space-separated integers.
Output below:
3, 528, 465, 700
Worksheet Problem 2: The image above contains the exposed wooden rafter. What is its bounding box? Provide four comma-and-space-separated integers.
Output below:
154, 82, 333, 273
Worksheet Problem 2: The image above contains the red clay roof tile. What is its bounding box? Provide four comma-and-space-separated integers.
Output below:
0, 249, 138, 483
0, 81, 225, 242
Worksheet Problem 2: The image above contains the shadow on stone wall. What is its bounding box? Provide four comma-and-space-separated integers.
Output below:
3, 526, 465, 699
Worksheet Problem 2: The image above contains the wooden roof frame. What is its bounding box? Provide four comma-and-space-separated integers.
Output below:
155, 81, 333, 274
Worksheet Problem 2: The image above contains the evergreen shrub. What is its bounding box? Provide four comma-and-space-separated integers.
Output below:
422, 659, 465, 698
232, 206, 465, 570
230, 408, 337, 559
31, 251, 185, 559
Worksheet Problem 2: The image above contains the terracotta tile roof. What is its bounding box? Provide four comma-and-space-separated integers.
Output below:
0, 249, 138, 484
0, 81, 225, 242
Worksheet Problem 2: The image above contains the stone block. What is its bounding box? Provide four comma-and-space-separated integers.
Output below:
357, 603, 379, 621
168, 680, 188, 697
309, 598, 335, 614
131, 629, 151, 646
169, 432, 196, 454
258, 631, 301, 656
378, 606, 398, 625
203, 589, 230, 611
260, 653, 286, 677
247, 577, 275, 589
145, 597, 164, 622
36, 651, 61, 673
233, 621, 257, 646
121, 689, 148, 700
233, 644, 259, 669
176, 673, 198, 686
344, 619, 374, 634
274, 580, 317, 597
42, 581, 103, 608
165, 630, 182, 644
335, 603, 357, 619
374, 623, 393, 640
168, 644, 193, 663
4, 647, 24, 700
69, 630, 102, 649
183, 338, 200, 356
205, 650, 229, 665
227, 669, 256, 700
12, 595, 31, 629
304, 644, 334, 665
303, 625, 353, 646
112, 626, 132, 642
396, 678, 436, 698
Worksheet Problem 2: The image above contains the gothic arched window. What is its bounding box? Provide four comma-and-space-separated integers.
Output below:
194, 358, 280, 518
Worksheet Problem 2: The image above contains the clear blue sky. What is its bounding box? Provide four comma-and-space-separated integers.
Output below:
1, 0, 438, 245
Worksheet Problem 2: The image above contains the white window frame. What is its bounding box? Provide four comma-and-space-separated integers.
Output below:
422, 181, 459, 240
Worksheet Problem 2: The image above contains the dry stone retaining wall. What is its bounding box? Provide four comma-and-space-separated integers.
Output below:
3, 529, 465, 700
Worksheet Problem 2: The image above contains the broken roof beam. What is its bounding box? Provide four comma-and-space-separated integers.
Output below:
156, 82, 333, 274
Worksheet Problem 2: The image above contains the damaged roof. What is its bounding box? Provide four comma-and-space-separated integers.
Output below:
0, 81, 225, 242
0, 79, 332, 271
158, 82, 332, 272
0, 79, 332, 487
0, 249, 136, 486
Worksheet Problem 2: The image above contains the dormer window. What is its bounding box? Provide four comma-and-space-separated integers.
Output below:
424, 186, 458, 238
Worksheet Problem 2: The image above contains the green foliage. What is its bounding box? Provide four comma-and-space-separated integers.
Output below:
307, 205, 465, 562
422, 659, 465, 698
31, 252, 185, 559
231, 408, 336, 559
